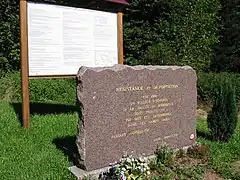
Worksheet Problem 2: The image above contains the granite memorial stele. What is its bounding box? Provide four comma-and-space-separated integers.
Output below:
75, 64, 197, 171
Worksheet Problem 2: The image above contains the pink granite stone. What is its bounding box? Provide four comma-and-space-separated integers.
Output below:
76, 64, 197, 171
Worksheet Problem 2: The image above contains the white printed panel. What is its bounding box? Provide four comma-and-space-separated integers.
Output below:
27, 2, 118, 76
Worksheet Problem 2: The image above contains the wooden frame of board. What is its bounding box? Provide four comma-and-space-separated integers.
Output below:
19, 0, 126, 128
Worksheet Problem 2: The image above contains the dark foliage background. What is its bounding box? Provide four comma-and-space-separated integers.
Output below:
123, 0, 220, 72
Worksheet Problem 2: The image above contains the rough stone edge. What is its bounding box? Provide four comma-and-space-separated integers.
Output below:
75, 74, 86, 170
68, 145, 194, 180
77, 64, 195, 76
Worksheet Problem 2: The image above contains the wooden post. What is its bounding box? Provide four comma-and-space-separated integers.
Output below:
20, 0, 30, 128
117, 11, 124, 64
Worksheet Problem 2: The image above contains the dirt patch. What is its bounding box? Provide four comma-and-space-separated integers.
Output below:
232, 160, 240, 172
197, 102, 212, 112
176, 156, 206, 167
197, 103, 240, 121
204, 170, 224, 180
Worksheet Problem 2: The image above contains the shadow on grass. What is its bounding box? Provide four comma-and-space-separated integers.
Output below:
53, 136, 80, 167
197, 130, 213, 141
11, 102, 78, 126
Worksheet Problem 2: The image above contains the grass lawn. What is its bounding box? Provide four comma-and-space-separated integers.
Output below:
0, 101, 77, 180
197, 119, 240, 179
0, 100, 240, 179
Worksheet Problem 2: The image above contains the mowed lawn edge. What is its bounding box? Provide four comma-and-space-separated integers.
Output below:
0, 101, 240, 179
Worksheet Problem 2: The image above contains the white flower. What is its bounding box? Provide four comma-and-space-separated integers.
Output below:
139, 157, 144, 162
126, 158, 131, 163
121, 167, 126, 172
120, 158, 125, 163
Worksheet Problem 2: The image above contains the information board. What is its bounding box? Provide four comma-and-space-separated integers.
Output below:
27, 2, 118, 76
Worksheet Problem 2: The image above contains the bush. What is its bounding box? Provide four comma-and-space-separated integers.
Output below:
29, 77, 76, 104
0, 72, 21, 101
197, 72, 240, 104
207, 75, 238, 142
0, 72, 76, 104
155, 142, 174, 166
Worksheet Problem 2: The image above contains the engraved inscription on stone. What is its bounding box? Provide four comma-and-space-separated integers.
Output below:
76, 65, 197, 171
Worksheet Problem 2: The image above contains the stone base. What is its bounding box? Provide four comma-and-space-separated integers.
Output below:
68, 145, 194, 180
68, 165, 114, 180
68, 154, 158, 180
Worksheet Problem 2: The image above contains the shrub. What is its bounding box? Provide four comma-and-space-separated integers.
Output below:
207, 75, 238, 142
197, 72, 240, 104
0, 72, 76, 104
0, 72, 21, 101
29, 77, 76, 104
155, 142, 174, 166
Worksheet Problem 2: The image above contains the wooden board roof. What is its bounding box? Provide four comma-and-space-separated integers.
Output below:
105, 0, 129, 5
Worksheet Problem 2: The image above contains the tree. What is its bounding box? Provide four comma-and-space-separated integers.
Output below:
0, 0, 20, 76
123, 0, 220, 72
211, 0, 240, 72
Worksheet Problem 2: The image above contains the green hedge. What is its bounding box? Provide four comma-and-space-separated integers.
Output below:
197, 72, 240, 103
1, 72, 240, 106
0, 72, 76, 104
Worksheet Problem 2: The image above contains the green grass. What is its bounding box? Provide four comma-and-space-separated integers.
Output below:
1, 99, 240, 179
197, 119, 240, 179
0, 101, 77, 180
